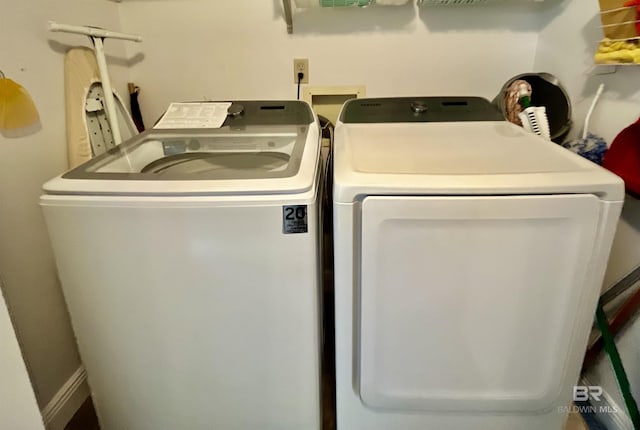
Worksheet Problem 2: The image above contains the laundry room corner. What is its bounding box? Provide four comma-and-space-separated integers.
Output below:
3, 0, 640, 429
534, 1, 640, 428
0, 1, 132, 428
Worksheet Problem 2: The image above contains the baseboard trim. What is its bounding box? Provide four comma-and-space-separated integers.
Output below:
41, 366, 90, 430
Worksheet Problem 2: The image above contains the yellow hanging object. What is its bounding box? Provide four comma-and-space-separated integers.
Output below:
0, 75, 40, 131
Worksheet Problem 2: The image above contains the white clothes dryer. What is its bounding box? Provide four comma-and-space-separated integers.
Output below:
332, 97, 624, 430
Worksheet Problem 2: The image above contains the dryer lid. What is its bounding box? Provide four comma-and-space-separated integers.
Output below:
333, 120, 624, 202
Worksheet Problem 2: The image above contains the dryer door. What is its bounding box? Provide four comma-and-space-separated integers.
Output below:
358, 194, 601, 413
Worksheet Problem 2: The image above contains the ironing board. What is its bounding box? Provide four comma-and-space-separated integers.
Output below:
64, 47, 137, 168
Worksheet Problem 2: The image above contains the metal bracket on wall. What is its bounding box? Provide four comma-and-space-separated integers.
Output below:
588, 64, 619, 76
283, 0, 293, 34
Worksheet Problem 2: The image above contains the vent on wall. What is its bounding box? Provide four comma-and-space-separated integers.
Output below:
302, 86, 366, 126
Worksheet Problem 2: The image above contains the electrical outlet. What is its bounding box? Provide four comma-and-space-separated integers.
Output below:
293, 58, 309, 84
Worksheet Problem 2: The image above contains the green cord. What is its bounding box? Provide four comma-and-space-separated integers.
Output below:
595, 302, 640, 429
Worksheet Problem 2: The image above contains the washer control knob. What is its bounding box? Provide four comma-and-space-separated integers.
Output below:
227, 103, 245, 117
410, 101, 428, 114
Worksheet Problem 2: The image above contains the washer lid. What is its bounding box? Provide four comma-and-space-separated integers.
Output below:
44, 126, 318, 196
333, 121, 624, 202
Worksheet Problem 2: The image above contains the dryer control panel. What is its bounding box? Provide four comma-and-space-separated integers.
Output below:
339, 97, 503, 124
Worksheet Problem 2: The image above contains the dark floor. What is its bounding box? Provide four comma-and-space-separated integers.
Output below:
65, 397, 99, 430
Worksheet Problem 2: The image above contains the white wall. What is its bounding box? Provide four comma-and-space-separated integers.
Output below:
118, 0, 547, 124
0, 0, 129, 413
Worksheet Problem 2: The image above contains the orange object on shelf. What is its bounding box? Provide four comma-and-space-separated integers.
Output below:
599, 0, 638, 39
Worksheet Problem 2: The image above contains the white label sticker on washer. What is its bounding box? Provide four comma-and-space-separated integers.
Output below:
154, 102, 232, 129
283, 205, 308, 234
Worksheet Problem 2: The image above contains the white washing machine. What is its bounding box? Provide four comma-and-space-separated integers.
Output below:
41, 101, 322, 430
332, 97, 624, 430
